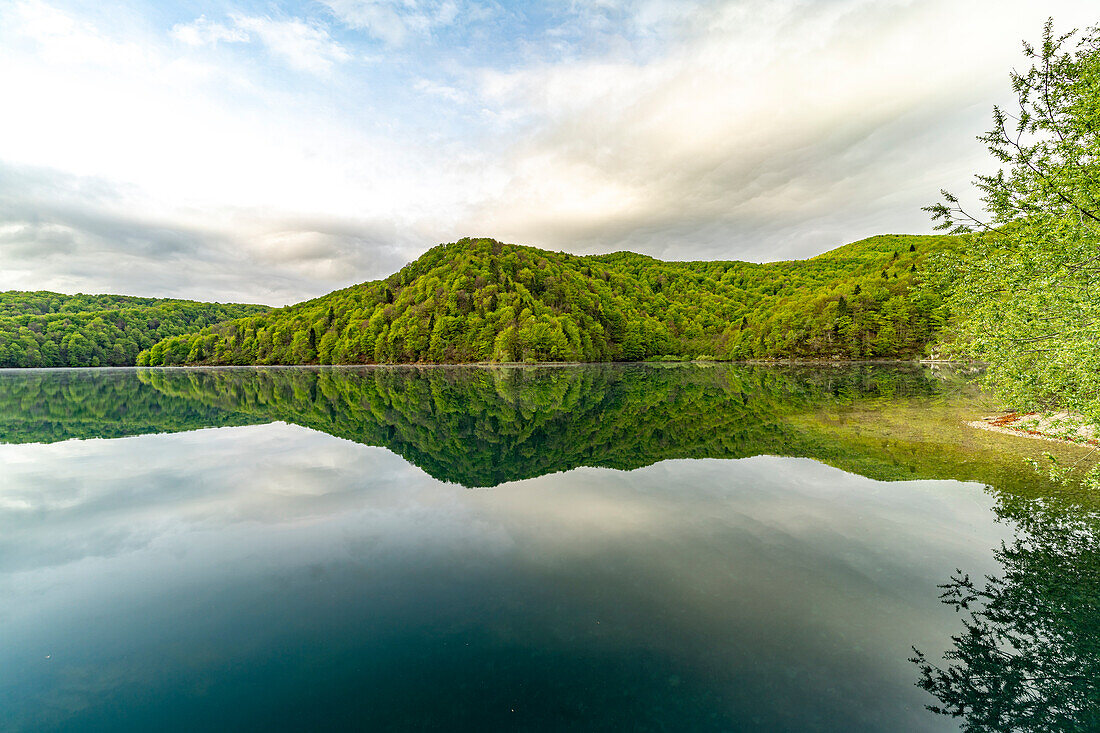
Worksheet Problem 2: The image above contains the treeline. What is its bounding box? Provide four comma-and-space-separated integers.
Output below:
141, 234, 957, 366
0, 291, 269, 367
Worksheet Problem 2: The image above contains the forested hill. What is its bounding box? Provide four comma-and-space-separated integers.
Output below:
0, 291, 269, 367
140, 234, 959, 366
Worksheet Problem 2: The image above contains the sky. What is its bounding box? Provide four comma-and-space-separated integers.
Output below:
0, 0, 1096, 305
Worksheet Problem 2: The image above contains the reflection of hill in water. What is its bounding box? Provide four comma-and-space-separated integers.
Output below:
4, 366, 1095, 725
0, 363, 1071, 490
123, 363, 1048, 491
0, 369, 260, 444
145, 363, 831, 486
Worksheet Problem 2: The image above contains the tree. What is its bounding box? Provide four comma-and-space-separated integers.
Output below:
927, 20, 1100, 431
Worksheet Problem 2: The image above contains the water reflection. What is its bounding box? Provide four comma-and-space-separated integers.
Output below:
0, 426, 1005, 731
142, 363, 966, 487
0, 363, 1037, 488
0, 365, 1095, 730
0, 368, 259, 443
913, 489, 1100, 731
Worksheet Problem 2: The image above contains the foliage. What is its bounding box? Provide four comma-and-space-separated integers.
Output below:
0, 291, 269, 367
140, 234, 958, 366
926, 20, 1100, 427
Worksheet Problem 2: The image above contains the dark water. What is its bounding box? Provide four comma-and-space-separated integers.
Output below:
0, 364, 1096, 731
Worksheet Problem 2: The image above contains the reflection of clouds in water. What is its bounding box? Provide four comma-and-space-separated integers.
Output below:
478, 456, 1011, 654
0, 423, 438, 574
0, 424, 1018, 731
32, 658, 150, 728
9, 639, 232, 731
0, 428, 1009, 583
483, 456, 1003, 570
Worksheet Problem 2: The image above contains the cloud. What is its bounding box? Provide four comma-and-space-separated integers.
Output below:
461, 0, 1100, 260
0, 163, 418, 304
170, 15, 248, 47
320, 0, 464, 46
231, 14, 351, 74
0, 2, 451, 301
413, 77, 469, 104
2, 0, 1099, 302
171, 13, 350, 74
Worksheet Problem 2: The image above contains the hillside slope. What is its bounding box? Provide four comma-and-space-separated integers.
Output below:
140, 234, 959, 366
0, 291, 269, 367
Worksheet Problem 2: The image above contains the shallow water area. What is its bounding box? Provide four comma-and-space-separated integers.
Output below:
0, 364, 1095, 731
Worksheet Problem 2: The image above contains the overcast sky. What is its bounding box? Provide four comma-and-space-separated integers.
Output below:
0, 0, 1095, 305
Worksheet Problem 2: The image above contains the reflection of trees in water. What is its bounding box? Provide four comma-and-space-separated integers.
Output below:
912, 493, 1100, 731
138, 364, 956, 487
0, 369, 258, 443
0, 363, 1037, 489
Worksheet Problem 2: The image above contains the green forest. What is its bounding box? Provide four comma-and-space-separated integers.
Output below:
0, 291, 269, 367
138, 232, 958, 367
926, 21, 1100, 434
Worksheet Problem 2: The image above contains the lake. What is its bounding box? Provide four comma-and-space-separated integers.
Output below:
0, 364, 1096, 731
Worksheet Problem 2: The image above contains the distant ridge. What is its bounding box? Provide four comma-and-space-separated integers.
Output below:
136, 233, 958, 366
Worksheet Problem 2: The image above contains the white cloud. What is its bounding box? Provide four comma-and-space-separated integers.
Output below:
320, 0, 463, 46
413, 77, 468, 104
231, 14, 351, 74
462, 0, 1100, 260
9, 0, 149, 67
0, 163, 422, 303
9, 0, 74, 41
1, 0, 1098, 302
0, 3, 446, 301
170, 15, 248, 47
171, 13, 349, 74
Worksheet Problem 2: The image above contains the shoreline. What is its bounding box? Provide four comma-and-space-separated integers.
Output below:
968, 411, 1098, 449
0, 358, 977, 371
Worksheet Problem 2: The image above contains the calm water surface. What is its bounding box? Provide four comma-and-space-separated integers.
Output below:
0, 365, 1096, 731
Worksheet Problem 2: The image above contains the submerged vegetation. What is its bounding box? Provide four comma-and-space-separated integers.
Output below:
138, 233, 957, 366
0, 291, 269, 367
